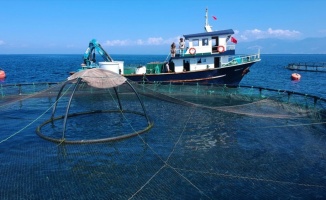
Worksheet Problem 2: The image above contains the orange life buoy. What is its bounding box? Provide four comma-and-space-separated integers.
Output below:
291, 73, 301, 80
189, 47, 196, 55
217, 46, 225, 53
0, 70, 6, 79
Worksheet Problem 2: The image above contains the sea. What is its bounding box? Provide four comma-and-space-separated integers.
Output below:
0, 54, 325, 99
0, 54, 326, 199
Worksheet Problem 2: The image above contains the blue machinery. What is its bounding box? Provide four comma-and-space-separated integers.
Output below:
83, 39, 113, 66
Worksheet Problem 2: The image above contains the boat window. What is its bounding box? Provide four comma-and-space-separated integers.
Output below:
202, 38, 208, 46
192, 39, 199, 46
196, 58, 206, 63
212, 37, 218, 46
211, 37, 219, 53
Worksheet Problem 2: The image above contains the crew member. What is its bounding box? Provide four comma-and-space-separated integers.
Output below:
179, 38, 185, 56
171, 42, 176, 57
165, 62, 170, 72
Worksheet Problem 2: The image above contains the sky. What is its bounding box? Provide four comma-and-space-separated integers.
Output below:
0, 0, 325, 54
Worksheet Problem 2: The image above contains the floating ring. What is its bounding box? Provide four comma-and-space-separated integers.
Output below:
189, 47, 196, 55
217, 46, 225, 53
36, 110, 153, 144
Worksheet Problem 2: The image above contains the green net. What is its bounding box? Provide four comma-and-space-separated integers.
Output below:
0, 81, 325, 199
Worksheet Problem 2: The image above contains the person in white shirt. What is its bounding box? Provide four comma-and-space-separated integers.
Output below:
179, 38, 185, 56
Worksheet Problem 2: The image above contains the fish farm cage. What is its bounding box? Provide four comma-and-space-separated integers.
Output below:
285, 62, 326, 72
0, 80, 326, 199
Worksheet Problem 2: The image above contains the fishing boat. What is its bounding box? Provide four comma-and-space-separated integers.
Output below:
76, 9, 261, 85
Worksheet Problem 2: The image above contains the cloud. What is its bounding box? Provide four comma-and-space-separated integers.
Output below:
0, 40, 5, 45
136, 39, 144, 45
236, 28, 301, 41
102, 36, 181, 47
147, 37, 164, 45
247, 45, 263, 50
103, 39, 130, 46
102, 28, 303, 47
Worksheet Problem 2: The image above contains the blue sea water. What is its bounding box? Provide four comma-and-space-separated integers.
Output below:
0, 54, 326, 199
0, 54, 325, 98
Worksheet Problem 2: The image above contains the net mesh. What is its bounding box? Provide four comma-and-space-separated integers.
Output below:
0, 81, 326, 199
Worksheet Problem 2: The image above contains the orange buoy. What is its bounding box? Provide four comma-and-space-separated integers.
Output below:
0, 69, 6, 79
291, 73, 301, 80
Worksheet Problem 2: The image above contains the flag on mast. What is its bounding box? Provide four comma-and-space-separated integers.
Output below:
231, 37, 238, 44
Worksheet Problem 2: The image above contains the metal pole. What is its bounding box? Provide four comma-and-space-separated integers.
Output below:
62, 78, 82, 140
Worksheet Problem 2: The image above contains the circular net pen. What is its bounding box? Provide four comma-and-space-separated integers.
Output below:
36, 68, 153, 144
0, 81, 326, 199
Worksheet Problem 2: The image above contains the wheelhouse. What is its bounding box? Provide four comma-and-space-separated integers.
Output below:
170, 29, 237, 72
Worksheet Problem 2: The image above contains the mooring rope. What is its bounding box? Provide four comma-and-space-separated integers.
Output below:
129, 106, 211, 199
128, 165, 166, 200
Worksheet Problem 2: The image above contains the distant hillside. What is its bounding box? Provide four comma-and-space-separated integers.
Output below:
236, 37, 326, 54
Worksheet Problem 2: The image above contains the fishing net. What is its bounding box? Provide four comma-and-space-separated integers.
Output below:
0, 81, 325, 199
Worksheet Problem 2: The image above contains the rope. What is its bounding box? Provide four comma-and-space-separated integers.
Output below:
0, 82, 63, 109
174, 167, 326, 189
128, 165, 165, 200
129, 106, 211, 199
256, 121, 326, 129
164, 52, 171, 62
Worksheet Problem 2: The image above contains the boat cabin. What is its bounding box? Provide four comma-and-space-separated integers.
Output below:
170, 29, 236, 73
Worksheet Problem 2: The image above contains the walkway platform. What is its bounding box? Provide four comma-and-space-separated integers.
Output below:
285, 62, 326, 72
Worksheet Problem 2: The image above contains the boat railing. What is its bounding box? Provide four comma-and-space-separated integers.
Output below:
222, 53, 260, 67
226, 45, 235, 51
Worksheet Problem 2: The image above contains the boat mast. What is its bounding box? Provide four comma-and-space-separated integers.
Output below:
204, 8, 213, 32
